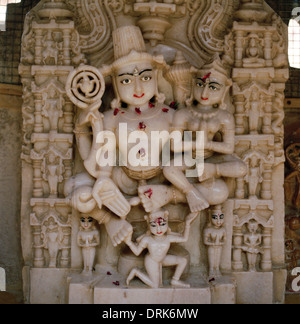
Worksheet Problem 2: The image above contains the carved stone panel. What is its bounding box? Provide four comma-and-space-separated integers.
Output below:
19, 0, 289, 304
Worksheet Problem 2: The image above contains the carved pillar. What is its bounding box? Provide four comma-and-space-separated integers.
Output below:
31, 221, 45, 268
32, 160, 43, 198
33, 93, 43, 134
19, 0, 85, 271
261, 227, 272, 271
232, 226, 244, 271
225, 0, 289, 277
261, 165, 273, 200
262, 96, 273, 134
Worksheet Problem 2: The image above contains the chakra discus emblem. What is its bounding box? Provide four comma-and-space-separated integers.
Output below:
66, 65, 105, 109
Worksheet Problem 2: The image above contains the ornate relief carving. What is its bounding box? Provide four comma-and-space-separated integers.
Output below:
19, 0, 288, 304
30, 208, 72, 268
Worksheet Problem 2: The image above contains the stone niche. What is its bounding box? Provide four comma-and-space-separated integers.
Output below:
19, 0, 289, 304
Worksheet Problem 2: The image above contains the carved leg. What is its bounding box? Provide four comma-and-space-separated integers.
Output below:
199, 161, 247, 182
87, 247, 96, 272
112, 167, 138, 196
214, 246, 223, 277
163, 163, 209, 213
194, 178, 229, 206
126, 268, 157, 288
138, 184, 184, 213
138, 179, 229, 212
207, 246, 217, 278
163, 255, 190, 288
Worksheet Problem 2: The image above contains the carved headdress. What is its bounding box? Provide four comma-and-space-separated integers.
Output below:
101, 26, 166, 75
186, 54, 233, 112
195, 54, 231, 81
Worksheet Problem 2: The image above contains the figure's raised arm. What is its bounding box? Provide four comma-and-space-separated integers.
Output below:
124, 233, 148, 257
170, 212, 199, 244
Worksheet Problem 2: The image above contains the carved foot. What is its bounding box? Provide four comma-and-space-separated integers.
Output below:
171, 279, 190, 288
138, 185, 173, 213
208, 269, 222, 280
92, 176, 131, 218
186, 187, 209, 213
105, 215, 133, 247
68, 186, 97, 214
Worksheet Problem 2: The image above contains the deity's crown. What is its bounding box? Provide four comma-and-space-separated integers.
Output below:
195, 54, 231, 80
103, 26, 166, 75
113, 26, 147, 61
147, 209, 169, 222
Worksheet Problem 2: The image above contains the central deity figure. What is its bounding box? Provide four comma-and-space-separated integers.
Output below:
66, 25, 246, 283
95, 26, 175, 204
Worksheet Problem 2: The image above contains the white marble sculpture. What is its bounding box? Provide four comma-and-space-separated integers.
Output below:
242, 220, 263, 272
19, 0, 289, 304
77, 215, 100, 274
125, 210, 198, 288
204, 206, 226, 278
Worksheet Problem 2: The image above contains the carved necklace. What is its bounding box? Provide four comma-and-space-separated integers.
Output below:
189, 106, 219, 120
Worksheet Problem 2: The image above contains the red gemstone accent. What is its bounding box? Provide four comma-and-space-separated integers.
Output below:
139, 122, 146, 130
144, 188, 153, 199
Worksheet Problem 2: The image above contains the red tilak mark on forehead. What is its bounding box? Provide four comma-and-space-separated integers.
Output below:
202, 72, 211, 82
155, 217, 166, 226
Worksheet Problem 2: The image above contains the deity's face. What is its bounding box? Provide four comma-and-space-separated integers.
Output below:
80, 216, 94, 230
193, 69, 228, 107
211, 211, 224, 228
247, 221, 258, 234
148, 213, 168, 237
250, 155, 259, 167
48, 153, 56, 164
115, 61, 157, 108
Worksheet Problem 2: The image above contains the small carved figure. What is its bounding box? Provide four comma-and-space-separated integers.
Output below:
42, 31, 59, 65
243, 33, 265, 67
42, 87, 64, 132
124, 210, 198, 288
42, 151, 64, 197
242, 220, 263, 272
42, 216, 61, 268
242, 149, 265, 198
244, 86, 264, 135
77, 215, 100, 274
204, 206, 226, 278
